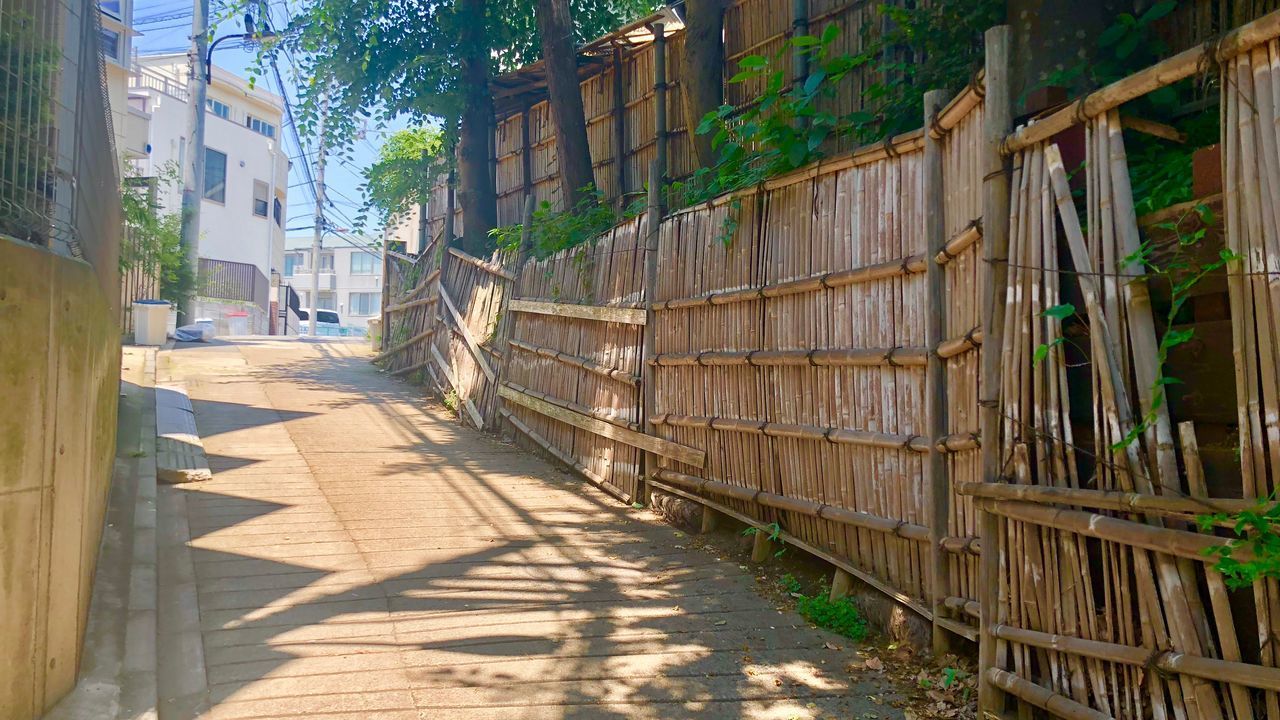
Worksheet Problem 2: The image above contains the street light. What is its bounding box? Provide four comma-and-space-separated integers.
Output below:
206, 28, 278, 83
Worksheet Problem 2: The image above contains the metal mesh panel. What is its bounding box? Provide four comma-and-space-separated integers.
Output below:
1, 0, 122, 312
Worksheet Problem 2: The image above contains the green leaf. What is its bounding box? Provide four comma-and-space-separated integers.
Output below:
790, 35, 820, 47
1140, 0, 1178, 25
1041, 303, 1076, 320
729, 69, 757, 84
738, 54, 767, 69
1098, 22, 1129, 48
820, 23, 839, 45
802, 69, 827, 96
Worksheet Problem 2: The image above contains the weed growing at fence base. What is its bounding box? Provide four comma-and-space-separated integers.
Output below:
780, 574, 868, 641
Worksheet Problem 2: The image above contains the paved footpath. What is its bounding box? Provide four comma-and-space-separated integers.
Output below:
160, 338, 899, 720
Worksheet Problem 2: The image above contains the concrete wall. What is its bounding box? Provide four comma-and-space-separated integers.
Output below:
0, 237, 122, 720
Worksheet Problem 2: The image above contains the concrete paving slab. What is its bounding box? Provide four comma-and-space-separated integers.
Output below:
155, 339, 903, 720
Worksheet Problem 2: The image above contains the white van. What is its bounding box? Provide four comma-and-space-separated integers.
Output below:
296, 309, 343, 336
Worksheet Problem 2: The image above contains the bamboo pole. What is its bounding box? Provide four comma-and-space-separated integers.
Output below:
957, 481, 1261, 517
977, 25, 1012, 716
923, 87, 952, 654
653, 23, 668, 187
654, 255, 927, 310
651, 413, 930, 452
1003, 8, 1280, 154
985, 669, 1110, 720
650, 346, 928, 367
640, 161, 662, 504
373, 326, 438, 362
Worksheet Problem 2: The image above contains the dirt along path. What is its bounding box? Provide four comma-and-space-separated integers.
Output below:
158, 336, 910, 719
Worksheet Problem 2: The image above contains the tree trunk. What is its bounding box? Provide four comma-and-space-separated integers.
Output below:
458, 0, 497, 254
679, 0, 726, 170
536, 0, 595, 210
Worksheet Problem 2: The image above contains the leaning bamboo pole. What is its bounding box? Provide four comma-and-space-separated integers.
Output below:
924, 87, 952, 654
977, 25, 1012, 716
1003, 8, 1280, 154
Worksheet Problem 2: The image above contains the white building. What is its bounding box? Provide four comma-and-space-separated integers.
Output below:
282, 236, 383, 330
128, 54, 289, 333
99, 0, 147, 163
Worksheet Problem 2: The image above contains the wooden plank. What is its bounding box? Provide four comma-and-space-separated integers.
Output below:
498, 384, 704, 468
431, 344, 485, 428
509, 298, 647, 325
448, 246, 517, 281
439, 285, 496, 382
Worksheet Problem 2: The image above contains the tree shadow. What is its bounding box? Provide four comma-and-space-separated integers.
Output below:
169, 340, 905, 719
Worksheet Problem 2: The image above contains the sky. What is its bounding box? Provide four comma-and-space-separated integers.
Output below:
132, 0, 411, 247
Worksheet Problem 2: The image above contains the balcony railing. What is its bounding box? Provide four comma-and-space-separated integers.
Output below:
130, 67, 189, 102
199, 258, 269, 309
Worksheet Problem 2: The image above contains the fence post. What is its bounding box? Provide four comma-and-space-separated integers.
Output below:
652, 21, 668, 189
978, 25, 1012, 717
521, 104, 533, 196
639, 161, 662, 505
791, 0, 809, 83
922, 87, 951, 655
380, 248, 391, 351
613, 45, 628, 208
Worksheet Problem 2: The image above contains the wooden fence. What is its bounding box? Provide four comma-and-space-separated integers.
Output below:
379, 9, 1280, 719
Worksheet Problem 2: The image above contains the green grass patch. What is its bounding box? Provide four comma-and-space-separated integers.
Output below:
780, 574, 868, 641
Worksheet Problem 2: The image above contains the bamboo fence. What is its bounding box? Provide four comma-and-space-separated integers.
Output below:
374, 7, 1280, 719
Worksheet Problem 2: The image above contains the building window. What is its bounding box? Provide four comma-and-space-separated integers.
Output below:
206, 98, 230, 120
350, 252, 376, 275
317, 292, 336, 310
203, 148, 227, 203
284, 252, 303, 277
246, 115, 276, 138
100, 0, 123, 19
252, 180, 269, 217
349, 292, 378, 316
273, 198, 282, 227
319, 252, 334, 272
100, 28, 121, 60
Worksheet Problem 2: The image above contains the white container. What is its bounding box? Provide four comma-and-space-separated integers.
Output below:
133, 300, 171, 345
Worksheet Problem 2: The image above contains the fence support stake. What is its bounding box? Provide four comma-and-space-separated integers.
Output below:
613, 44, 628, 207
750, 530, 773, 563
700, 506, 720, 534
978, 24, 1012, 717
829, 568, 853, 602
923, 87, 953, 655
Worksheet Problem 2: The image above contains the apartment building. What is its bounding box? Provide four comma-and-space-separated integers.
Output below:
99, 0, 149, 162
128, 54, 289, 332
282, 236, 383, 330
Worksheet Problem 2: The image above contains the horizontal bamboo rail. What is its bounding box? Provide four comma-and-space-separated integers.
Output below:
649, 346, 929, 368
931, 77, 984, 138
500, 408, 630, 503
653, 255, 927, 311
384, 295, 438, 315
509, 298, 647, 325
1003, 8, 1280, 154
374, 326, 438, 362
508, 338, 641, 385
934, 220, 982, 265
388, 358, 431, 377
975, 498, 1245, 563
940, 535, 982, 555
935, 432, 980, 452
959, 481, 1259, 518
991, 624, 1280, 692
985, 669, 1110, 720
388, 268, 442, 307
936, 327, 983, 359
499, 384, 705, 467
448, 247, 517, 281
503, 381, 638, 430
650, 413, 930, 453
653, 468, 931, 541
943, 595, 981, 619
648, 477, 934, 620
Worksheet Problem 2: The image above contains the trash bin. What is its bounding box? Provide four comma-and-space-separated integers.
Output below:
367, 318, 382, 350
133, 299, 171, 345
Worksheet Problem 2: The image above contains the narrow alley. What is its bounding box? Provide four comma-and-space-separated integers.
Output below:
157, 338, 896, 719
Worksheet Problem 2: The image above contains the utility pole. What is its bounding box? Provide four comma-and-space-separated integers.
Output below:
178, 0, 209, 325
308, 92, 329, 336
